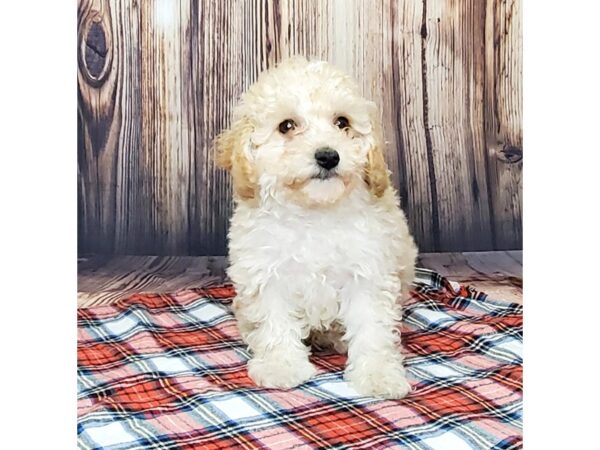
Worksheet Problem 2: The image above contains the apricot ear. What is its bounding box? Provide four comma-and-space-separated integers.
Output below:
364, 142, 391, 198
215, 118, 257, 200
363, 112, 391, 197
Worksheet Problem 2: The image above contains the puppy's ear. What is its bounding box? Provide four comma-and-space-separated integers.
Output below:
215, 118, 257, 200
365, 144, 390, 198
364, 112, 391, 198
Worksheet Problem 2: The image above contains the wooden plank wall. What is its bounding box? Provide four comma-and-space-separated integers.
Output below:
78, 0, 522, 256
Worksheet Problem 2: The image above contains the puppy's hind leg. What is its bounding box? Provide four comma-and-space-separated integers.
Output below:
231, 295, 256, 343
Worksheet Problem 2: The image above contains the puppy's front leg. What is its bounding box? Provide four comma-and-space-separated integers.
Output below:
242, 284, 316, 389
341, 281, 411, 399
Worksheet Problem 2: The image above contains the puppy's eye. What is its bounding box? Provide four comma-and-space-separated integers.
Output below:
278, 119, 297, 134
334, 116, 350, 130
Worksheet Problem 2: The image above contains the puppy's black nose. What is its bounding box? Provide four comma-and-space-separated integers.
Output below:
314, 148, 340, 170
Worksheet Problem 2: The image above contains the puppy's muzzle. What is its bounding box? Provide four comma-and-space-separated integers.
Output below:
315, 148, 340, 170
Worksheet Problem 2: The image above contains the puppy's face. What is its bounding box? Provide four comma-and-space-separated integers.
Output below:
216, 58, 390, 206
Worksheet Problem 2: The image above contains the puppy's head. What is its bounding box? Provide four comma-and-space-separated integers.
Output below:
216, 57, 390, 206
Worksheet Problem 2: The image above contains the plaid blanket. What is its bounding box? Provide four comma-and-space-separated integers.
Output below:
77, 269, 522, 449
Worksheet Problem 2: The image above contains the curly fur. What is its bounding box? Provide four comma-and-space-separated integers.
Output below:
216, 57, 418, 399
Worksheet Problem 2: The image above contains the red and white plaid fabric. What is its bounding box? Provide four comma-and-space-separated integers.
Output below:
78, 269, 522, 449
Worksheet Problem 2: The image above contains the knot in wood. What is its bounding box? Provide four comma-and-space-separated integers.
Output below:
81, 20, 110, 85
497, 145, 522, 164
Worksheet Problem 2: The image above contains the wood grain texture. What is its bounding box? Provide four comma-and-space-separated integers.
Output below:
483, 0, 523, 249
78, 0, 522, 255
77, 251, 522, 307
77, 255, 228, 307
423, 0, 493, 251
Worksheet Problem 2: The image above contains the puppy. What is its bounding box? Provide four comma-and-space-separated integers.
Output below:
216, 57, 417, 399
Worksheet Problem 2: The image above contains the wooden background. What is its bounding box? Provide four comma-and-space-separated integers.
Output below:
78, 0, 522, 256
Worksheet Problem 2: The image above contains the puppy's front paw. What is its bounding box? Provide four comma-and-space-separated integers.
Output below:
345, 360, 411, 399
248, 356, 317, 389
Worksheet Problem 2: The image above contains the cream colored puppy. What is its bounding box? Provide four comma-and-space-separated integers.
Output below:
216, 57, 417, 399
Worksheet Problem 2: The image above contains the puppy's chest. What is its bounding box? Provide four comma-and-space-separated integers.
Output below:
276, 224, 358, 327
232, 205, 396, 329
251, 211, 389, 281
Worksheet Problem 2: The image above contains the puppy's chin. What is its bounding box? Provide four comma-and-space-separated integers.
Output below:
303, 177, 346, 202
283, 177, 350, 207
